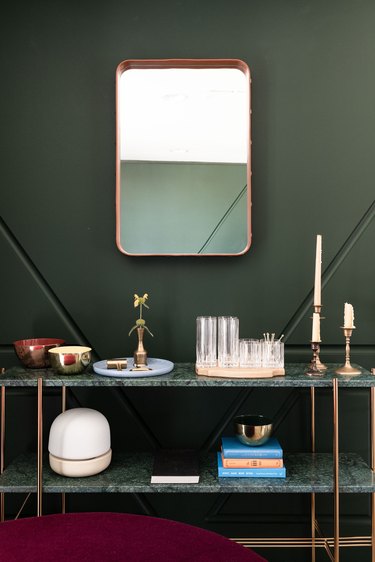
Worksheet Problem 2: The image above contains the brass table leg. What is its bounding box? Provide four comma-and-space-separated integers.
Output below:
61, 386, 66, 514
1, 386, 5, 522
371, 387, 375, 562
333, 378, 339, 561
37, 378, 43, 517
311, 387, 316, 562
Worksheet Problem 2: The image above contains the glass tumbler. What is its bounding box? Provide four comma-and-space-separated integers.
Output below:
273, 341, 285, 368
196, 316, 217, 367
262, 340, 284, 368
218, 316, 239, 367
239, 339, 262, 368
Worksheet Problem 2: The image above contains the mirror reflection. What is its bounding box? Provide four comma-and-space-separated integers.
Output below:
116, 59, 251, 256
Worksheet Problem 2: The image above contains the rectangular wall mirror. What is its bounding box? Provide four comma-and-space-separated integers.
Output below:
116, 59, 251, 256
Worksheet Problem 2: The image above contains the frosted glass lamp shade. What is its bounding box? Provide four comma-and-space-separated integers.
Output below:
48, 408, 111, 477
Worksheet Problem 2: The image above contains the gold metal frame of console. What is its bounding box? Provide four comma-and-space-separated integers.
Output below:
231, 380, 375, 562
1, 377, 375, 561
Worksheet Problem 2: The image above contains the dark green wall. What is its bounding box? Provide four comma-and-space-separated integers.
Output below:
1, 1, 374, 560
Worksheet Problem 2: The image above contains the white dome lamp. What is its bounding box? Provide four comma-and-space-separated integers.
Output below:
48, 408, 112, 477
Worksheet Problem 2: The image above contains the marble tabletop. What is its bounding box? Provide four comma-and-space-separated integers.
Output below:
0, 363, 373, 387
2, 451, 374, 494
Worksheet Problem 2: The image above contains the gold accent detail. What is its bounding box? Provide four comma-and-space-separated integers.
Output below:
335, 328, 361, 375
1, 386, 5, 522
231, 536, 371, 548
333, 377, 340, 561
315, 520, 334, 561
62, 386, 66, 413
305, 342, 323, 376
311, 387, 316, 562
133, 327, 148, 368
107, 359, 127, 370
313, 305, 327, 370
371, 387, 375, 562
37, 378, 43, 517
14, 493, 32, 520
61, 385, 66, 514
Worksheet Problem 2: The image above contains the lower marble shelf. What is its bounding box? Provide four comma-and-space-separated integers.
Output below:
1, 452, 375, 494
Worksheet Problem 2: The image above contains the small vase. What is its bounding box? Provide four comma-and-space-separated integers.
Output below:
133, 326, 148, 368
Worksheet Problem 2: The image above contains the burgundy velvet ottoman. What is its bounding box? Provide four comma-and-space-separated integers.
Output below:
0, 512, 267, 562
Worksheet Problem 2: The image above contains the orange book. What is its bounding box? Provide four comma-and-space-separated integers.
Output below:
221, 451, 283, 469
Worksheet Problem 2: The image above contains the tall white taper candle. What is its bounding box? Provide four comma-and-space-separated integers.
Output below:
312, 312, 321, 342
313, 235, 322, 306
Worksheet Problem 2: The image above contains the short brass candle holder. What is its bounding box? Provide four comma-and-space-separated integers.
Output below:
313, 305, 327, 370
335, 327, 361, 375
306, 342, 324, 376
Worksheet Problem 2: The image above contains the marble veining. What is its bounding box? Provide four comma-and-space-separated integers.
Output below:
1, 452, 374, 494
0, 363, 373, 387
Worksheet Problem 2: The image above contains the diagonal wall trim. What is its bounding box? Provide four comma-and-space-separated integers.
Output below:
114, 388, 162, 449
272, 390, 302, 434
0, 217, 98, 359
132, 493, 158, 517
281, 199, 375, 341
197, 184, 247, 254
201, 389, 254, 451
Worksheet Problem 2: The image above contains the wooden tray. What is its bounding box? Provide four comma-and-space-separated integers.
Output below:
195, 365, 285, 379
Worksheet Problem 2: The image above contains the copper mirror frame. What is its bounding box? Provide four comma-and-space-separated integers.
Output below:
116, 58, 252, 256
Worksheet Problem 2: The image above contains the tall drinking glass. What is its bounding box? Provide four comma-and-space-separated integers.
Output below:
196, 316, 217, 367
218, 316, 239, 367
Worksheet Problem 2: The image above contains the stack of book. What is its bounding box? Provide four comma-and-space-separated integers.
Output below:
218, 436, 286, 478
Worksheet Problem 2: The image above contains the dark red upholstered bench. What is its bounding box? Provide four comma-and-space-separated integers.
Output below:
0, 512, 267, 561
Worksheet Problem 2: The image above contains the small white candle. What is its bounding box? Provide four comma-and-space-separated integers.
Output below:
312, 312, 321, 342
344, 302, 355, 329
313, 235, 322, 306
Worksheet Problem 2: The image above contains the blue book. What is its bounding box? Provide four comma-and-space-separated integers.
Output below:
217, 453, 286, 478
221, 436, 283, 459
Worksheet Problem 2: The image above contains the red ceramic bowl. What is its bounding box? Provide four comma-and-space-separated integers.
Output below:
13, 338, 65, 369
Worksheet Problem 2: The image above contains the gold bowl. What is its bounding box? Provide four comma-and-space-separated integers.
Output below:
13, 338, 65, 369
48, 346, 92, 375
233, 415, 273, 446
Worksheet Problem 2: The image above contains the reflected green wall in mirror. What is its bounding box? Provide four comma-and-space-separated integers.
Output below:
120, 161, 248, 254
116, 60, 251, 256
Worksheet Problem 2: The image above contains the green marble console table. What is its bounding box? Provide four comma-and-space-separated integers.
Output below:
0, 363, 374, 561
1, 361, 374, 387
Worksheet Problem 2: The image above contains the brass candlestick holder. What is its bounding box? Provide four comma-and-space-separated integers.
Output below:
306, 342, 324, 376
335, 327, 361, 375
313, 305, 327, 370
